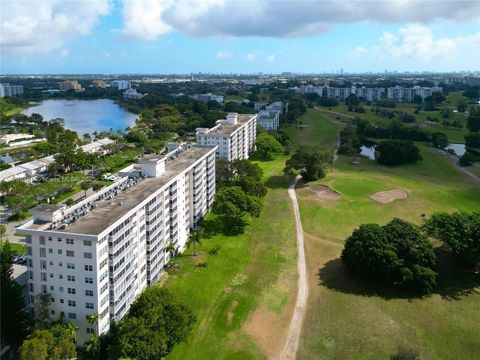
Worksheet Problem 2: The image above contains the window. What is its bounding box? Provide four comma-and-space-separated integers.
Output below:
86, 303, 94, 309
50, 297, 55, 302
67, 263, 75, 269
66, 239, 74, 245
51, 310, 55, 315
67, 275, 75, 282
66, 250, 74, 257
84, 240, 92, 246
41, 272, 47, 281
59, 262, 63, 267
41, 285, 47, 293
27, 246, 32, 256
59, 287, 64, 292
68, 300, 76, 307
84, 252, 92, 259
50, 285, 54, 291
85, 290, 93, 296
67, 288, 76, 294
49, 261, 53, 266
84, 265, 93, 271
87, 328, 95, 334
39, 236, 46, 245
26, 235, 32, 244
39, 248, 46, 258
58, 238, 62, 242
49, 273, 54, 278
40, 260, 47, 270
68, 312, 76, 319
48, 237, 52, 241
85, 277, 93, 284
48, 248, 53, 254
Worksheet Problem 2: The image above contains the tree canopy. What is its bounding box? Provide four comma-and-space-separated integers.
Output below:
341, 218, 437, 294
376, 140, 422, 165
255, 133, 284, 160
284, 146, 332, 181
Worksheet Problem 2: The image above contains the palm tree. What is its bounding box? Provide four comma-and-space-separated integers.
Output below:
81, 180, 91, 199
65, 322, 78, 342
166, 242, 176, 257
188, 229, 202, 257
84, 313, 100, 357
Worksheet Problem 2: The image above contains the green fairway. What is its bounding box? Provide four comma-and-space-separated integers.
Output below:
291, 120, 480, 359
166, 156, 298, 360
283, 108, 341, 152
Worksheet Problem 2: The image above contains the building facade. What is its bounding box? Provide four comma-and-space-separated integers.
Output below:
0, 83, 24, 97
17, 144, 217, 344
196, 113, 257, 161
59, 80, 83, 91
111, 80, 131, 90
257, 109, 280, 130
190, 93, 224, 104
387, 86, 443, 102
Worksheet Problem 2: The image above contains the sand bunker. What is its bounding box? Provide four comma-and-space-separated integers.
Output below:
369, 189, 408, 204
307, 185, 341, 201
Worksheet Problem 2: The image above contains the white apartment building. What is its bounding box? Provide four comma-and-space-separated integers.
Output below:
111, 80, 131, 90
0, 83, 24, 97
387, 86, 443, 102
17, 144, 217, 344
257, 110, 280, 130
266, 101, 284, 112
325, 86, 353, 101
190, 93, 224, 104
122, 88, 146, 100
351, 86, 385, 102
196, 113, 257, 161
293, 85, 323, 96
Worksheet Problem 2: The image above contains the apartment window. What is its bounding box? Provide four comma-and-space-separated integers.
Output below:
84, 240, 92, 246
67, 288, 76, 294
67, 275, 75, 282
66, 239, 74, 245
26, 235, 32, 244
50, 285, 54, 291
49, 261, 53, 266
39, 236, 46, 245
59, 262, 63, 267
57, 249, 62, 255
86, 303, 94, 309
84, 265, 93, 271
40, 260, 47, 270
48, 248, 53, 254
59, 287, 64, 292
27, 246, 32, 256
68, 312, 76, 320
58, 238, 62, 242
39, 248, 46, 258
51, 310, 55, 315
49, 273, 54, 278
41, 285, 47, 293
68, 300, 76, 307
48, 237, 52, 241
85, 290, 94, 297
84, 252, 92, 259
29, 283, 34, 292
85, 277, 93, 284
67, 263, 75, 269
50, 297, 55, 303
41, 272, 47, 282
66, 250, 74, 257
86, 328, 95, 334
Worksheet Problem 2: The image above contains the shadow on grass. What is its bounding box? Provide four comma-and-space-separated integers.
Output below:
318, 255, 480, 300
201, 216, 248, 238
265, 175, 293, 189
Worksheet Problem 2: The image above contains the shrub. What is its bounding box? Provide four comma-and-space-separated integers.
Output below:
376, 140, 422, 166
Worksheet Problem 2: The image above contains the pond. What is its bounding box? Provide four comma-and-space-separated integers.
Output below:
0, 153, 13, 164
445, 143, 466, 157
22, 99, 137, 135
360, 145, 376, 160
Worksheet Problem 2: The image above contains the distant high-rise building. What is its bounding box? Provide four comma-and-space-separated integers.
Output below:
92, 80, 108, 88
111, 80, 131, 90
59, 80, 83, 91
0, 83, 24, 97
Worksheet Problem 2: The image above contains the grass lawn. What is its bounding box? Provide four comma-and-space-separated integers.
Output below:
283, 108, 342, 152
293, 127, 480, 358
1, 241, 27, 255
165, 156, 298, 360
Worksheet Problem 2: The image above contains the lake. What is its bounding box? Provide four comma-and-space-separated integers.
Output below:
360, 145, 376, 160
22, 99, 137, 135
445, 143, 466, 157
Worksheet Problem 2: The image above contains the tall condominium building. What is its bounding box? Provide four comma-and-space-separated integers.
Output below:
190, 93, 224, 104
59, 80, 83, 91
196, 113, 257, 161
17, 144, 217, 344
325, 86, 353, 101
257, 109, 280, 130
351, 86, 385, 102
111, 80, 131, 90
0, 83, 24, 97
387, 86, 443, 102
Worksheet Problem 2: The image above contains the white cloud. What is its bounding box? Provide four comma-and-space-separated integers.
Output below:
119, 0, 479, 40
60, 48, 69, 59
216, 50, 233, 59
0, 0, 111, 55
102, 51, 112, 59
246, 53, 257, 61
350, 24, 480, 62
266, 54, 276, 62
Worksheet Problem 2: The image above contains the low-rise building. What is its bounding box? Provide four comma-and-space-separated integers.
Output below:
122, 88, 146, 100
17, 144, 217, 344
59, 80, 83, 92
92, 80, 108, 88
0, 83, 24, 97
190, 93, 224, 104
111, 80, 131, 90
196, 113, 257, 161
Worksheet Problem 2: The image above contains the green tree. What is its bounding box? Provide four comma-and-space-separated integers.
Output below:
431, 132, 449, 149
255, 133, 284, 160
467, 111, 480, 133
376, 140, 422, 165
1, 241, 29, 347
423, 211, 480, 267
19, 332, 50, 360
238, 176, 268, 197
81, 180, 91, 198
341, 219, 437, 294
465, 133, 480, 148
188, 229, 202, 256
0, 224, 6, 241
284, 146, 331, 182
65, 198, 75, 207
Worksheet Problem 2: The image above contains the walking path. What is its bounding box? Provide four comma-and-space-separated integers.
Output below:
280, 176, 308, 360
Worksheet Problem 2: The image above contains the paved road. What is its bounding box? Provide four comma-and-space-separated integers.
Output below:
280, 176, 308, 360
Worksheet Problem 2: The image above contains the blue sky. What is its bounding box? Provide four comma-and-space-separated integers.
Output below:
1, 0, 479, 74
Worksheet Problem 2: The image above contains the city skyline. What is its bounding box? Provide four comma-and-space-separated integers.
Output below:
1, 0, 479, 74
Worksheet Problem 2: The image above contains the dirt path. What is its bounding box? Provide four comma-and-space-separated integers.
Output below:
316, 107, 355, 120
280, 176, 308, 360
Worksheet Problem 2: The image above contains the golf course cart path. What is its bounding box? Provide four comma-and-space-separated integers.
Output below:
280, 176, 308, 360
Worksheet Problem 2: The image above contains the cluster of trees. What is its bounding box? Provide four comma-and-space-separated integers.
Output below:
342, 218, 437, 294
341, 211, 480, 295
460, 110, 480, 166
376, 140, 422, 166
337, 125, 361, 156
284, 146, 332, 181
254, 132, 284, 160
98, 288, 196, 360
214, 159, 267, 233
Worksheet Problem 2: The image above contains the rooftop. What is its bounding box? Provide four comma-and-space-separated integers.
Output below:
198, 114, 256, 136
22, 146, 215, 236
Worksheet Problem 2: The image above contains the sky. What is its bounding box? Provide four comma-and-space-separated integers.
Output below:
1, 0, 479, 74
